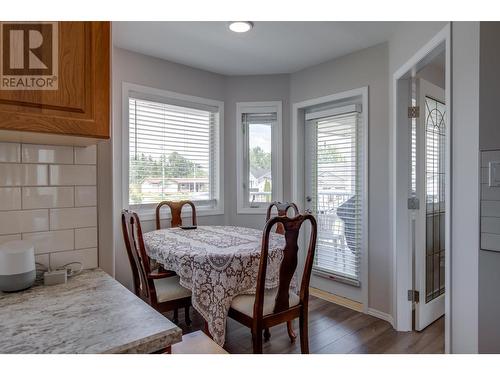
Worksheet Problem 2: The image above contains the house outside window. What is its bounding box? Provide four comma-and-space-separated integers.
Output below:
124, 83, 224, 219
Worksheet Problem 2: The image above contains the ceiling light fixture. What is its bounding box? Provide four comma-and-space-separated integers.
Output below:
228, 21, 253, 33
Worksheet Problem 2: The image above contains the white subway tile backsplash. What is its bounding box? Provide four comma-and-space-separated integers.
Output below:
0, 143, 98, 268
50, 248, 98, 270
481, 183, 500, 201
0, 164, 48, 186
22, 144, 73, 164
482, 200, 500, 217
0, 209, 48, 235
49, 165, 96, 186
50, 206, 97, 230
0, 234, 22, 245
0, 143, 20, 163
75, 227, 97, 249
22, 187, 74, 209
481, 150, 500, 167
75, 186, 96, 206
481, 233, 500, 252
481, 150, 500, 252
0, 188, 21, 211
22, 229, 74, 254
0, 164, 21, 186
35, 254, 50, 268
74, 145, 97, 165
481, 217, 500, 235
481, 167, 489, 184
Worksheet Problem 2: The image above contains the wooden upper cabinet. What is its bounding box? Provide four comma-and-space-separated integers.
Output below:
0, 22, 110, 141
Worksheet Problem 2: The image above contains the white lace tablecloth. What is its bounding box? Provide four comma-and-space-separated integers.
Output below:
143, 225, 286, 346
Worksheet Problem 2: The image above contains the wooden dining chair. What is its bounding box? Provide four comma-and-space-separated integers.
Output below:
266, 202, 300, 235
121, 209, 192, 325
264, 201, 300, 343
155, 200, 197, 230
228, 214, 318, 354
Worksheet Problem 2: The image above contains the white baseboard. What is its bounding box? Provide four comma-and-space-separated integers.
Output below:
309, 287, 363, 312
367, 308, 395, 327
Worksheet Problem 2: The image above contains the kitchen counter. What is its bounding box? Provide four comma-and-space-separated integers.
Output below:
0, 268, 182, 353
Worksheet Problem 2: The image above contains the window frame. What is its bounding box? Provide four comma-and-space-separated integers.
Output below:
236, 101, 283, 214
122, 82, 224, 221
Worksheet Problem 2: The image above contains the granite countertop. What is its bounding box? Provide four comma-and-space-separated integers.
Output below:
0, 268, 182, 354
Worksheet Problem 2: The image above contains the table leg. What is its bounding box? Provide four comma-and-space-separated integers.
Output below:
203, 320, 213, 340
152, 346, 171, 354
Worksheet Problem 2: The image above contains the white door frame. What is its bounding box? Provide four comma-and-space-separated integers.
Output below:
391, 23, 451, 352
291, 86, 369, 313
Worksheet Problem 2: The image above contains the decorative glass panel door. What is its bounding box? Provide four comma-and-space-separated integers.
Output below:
415, 79, 446, 331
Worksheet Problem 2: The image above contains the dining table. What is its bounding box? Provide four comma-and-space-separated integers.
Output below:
143, 225, 287, 346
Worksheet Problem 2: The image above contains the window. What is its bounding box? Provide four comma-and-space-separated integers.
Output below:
236, 102, 283, 213
124, 83, 224, 217
305, 100, 366, 286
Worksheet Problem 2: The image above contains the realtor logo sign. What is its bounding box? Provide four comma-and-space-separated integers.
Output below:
0, 22, 58, 90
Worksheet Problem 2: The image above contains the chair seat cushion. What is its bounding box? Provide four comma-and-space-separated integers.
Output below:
154, 276, 191, 303
230, 288, 300, 317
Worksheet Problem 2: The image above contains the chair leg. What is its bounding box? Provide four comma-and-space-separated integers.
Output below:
184, 305, 192, 326
287, 320, 297, 343
263, 328, 271, 342
299, 310, 309, 354
252, 329, 263, 354
173, 308, 179, 324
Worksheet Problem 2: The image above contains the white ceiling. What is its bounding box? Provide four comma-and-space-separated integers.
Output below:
112, 22, 402, 76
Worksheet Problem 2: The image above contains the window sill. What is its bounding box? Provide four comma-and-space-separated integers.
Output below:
134, 207, 224, 222
237, 207, 268, 215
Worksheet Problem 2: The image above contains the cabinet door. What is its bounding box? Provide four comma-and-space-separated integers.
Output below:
0, 22, 110, 139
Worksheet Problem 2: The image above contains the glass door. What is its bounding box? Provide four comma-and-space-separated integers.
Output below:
415, 78, 446, 331
305, 106, 365, 302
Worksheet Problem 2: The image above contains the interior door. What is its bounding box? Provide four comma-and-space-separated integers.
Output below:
304, 107, 364, 303
415, 78, 446, 330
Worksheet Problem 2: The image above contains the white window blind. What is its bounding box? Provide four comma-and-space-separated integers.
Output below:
308, 109, 364, 285
242, 112, 276, 206
128, 97, 219, 207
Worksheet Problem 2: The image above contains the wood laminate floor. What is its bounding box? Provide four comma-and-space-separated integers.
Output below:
171, 296, 444, 354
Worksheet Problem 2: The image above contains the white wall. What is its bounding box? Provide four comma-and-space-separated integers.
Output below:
388, 21, 482, 353
224, 75, 290, 229
110, 47, 226, 290
387, 20, 447, 328
290, 43, 390, 314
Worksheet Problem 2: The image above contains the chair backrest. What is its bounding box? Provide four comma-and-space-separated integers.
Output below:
121, 209, 157, 304
266, 202, 300, 235
253, 214, 317, 319
155, 200, 197, 230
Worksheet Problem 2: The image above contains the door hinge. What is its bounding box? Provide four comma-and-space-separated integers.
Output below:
407, 197, 420, 210
408, 106, 420, 119
408, 289, 420, 303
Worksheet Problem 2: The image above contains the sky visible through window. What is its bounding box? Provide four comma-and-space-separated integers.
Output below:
249, 124, 271, 153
